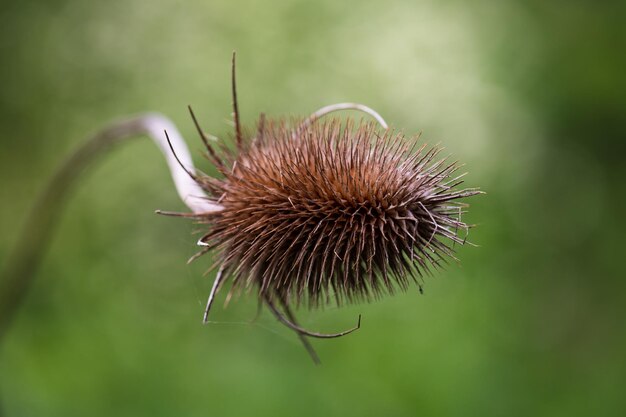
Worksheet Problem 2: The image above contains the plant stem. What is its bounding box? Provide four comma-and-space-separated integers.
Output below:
0, 113, 215, 342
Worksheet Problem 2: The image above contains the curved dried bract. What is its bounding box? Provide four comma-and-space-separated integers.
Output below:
299, 102, 389, 131
264, 295, 361, 339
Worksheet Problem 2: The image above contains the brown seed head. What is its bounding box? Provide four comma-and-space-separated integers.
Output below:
192, 117, 480, 308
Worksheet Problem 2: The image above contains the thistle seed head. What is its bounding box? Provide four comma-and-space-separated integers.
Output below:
192, 117, 480, 307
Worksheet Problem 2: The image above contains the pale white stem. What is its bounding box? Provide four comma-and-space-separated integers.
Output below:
138, 113, 221, 214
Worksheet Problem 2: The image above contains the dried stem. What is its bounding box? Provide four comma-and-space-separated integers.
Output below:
0, 113, 218, 341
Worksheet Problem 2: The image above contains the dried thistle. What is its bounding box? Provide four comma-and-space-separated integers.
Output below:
0, 50, 480, 363
160, 53, 482, 362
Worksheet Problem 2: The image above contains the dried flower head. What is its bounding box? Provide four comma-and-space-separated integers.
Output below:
195, 119, 478, 306
161, 53, 481, 361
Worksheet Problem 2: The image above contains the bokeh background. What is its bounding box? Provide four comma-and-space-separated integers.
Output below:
1, 0, 625, 416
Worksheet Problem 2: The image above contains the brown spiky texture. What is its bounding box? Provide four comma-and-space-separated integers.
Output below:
192, 117, 480, 308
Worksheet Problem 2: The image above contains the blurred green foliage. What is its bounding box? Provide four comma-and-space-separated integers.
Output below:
1, 0, 625, 416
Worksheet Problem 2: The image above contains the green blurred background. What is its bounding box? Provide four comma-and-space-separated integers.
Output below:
1, 0, 625, 416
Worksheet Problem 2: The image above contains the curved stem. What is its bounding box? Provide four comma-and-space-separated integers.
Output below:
0, 113, 217, 341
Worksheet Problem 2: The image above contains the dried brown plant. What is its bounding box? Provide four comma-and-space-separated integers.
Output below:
161, 53, 482, 362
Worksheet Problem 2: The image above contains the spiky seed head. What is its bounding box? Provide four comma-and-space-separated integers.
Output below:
193, 117, 480, 307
